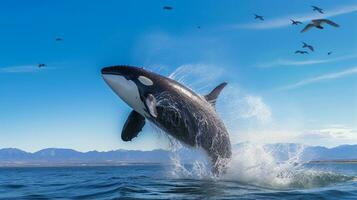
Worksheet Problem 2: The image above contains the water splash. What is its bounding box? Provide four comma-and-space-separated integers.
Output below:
169, 64, 225, 94
222, 143, 341, 189
166, 135, 213, 179
166, 141, 354, 189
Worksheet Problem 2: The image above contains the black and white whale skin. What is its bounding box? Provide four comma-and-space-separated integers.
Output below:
101, 65, 232, 174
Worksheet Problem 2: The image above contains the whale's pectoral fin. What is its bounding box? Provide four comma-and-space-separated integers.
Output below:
204, 82, 227, 107
121, 110, 146, 141
144, 94, 158, 118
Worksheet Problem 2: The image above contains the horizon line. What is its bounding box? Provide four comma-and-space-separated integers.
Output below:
1, 142, 355, 153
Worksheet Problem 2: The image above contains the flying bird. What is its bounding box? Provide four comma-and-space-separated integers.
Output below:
295, 50, 309, 54
328, 51, 333, 55
291, 19, 302, 25
254, 14, 264, 21
55, 38, 62, 41
163, 6, 173, 10
38, 63, 46, 68
301, 19, 339, 33
302, 42, 314, 51
312, 6, 324, 14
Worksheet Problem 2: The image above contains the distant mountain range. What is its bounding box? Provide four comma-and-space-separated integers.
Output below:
0, 143, 356, 166
241, 143, 357, 162
0, 148, 171, 166
0, 147, 203, 167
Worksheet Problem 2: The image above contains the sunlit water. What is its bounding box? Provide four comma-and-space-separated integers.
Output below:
0, 162, 356, 199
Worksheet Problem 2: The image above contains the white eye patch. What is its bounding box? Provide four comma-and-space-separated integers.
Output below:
138, 76, 153, 86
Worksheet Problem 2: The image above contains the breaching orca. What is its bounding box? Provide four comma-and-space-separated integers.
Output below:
102, 65, 232, 174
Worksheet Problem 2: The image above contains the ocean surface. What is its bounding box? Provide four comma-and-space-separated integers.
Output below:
0, 162, 356, 199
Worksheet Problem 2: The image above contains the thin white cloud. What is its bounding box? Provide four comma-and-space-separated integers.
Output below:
278, 67, 357, 91
258, 54, 357, 68
230, 4, 357, 30
301, 127, 357, 140
233, 125, 357, 148
296, 126, 357, 146
0, 65, 39, 73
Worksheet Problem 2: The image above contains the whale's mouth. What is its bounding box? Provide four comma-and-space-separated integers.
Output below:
101, 66, 122, 75
101, 65, 145, 76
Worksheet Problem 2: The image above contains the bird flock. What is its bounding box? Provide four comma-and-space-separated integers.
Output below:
164, 4, 339, 56
254, 5, 340, 56
40, 5, 340, 68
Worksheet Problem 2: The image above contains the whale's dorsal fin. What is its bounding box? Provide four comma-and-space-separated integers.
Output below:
204, 82, 227, 107
121, 110, 146, 141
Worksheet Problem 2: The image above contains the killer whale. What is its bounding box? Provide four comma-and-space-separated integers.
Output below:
101, 65, 232, 174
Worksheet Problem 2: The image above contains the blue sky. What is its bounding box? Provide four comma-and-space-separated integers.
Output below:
0, 0, 356, 152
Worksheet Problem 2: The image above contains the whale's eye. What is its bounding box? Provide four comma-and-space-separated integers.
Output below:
138, 76, 153, 86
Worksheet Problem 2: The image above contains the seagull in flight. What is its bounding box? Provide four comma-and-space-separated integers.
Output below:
312, 6, 324, 14
163, 6, 173, 10
302, 42, 314, 52
38, 63, 46, 68
295, 50, 309, 54
56, 38, 63, 41
328, 51, 333, 55
254, 14, 264, 21
291, 19, 302, 25
301, 19, 339, 33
